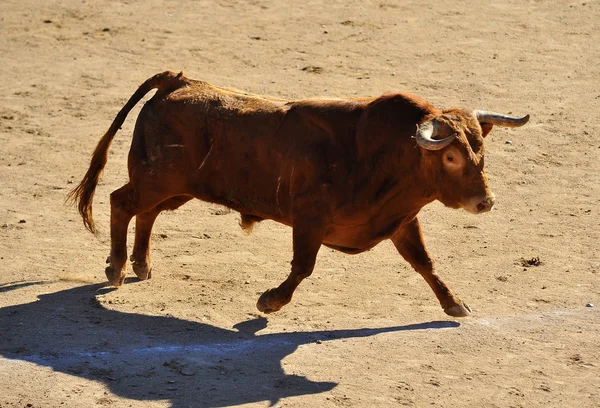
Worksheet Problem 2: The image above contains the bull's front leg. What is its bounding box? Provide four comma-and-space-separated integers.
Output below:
257, 220, 325, 313
391, 217, 472, 317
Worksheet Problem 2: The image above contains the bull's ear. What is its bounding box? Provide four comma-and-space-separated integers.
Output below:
480, 123, 494, 138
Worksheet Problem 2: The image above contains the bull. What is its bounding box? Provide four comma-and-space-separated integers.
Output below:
69, 71, 529, 317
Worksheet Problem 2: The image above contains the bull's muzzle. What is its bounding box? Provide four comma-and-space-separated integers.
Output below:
476, 196, 495, 213
466, 193, 496, 214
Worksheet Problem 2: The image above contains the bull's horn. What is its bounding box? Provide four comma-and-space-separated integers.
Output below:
474, 110, 530, 127
415, 121, 457, 151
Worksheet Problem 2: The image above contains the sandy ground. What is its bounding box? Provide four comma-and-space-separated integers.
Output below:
1, 0, 599, 407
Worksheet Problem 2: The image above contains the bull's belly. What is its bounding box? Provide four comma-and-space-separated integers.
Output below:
322, 242, 379, 255
322, 221, 400, 254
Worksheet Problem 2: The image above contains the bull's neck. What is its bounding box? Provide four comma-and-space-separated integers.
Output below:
352, 142, 437, 218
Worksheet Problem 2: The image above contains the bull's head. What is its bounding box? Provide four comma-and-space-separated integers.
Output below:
416, 110, 529, 214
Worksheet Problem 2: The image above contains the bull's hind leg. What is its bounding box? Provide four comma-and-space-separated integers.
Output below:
391, 217, 471, 317
106, 182, 171, 287
106, 183, 136, 286
130, 195, 193, 280
257, 221, 325, 313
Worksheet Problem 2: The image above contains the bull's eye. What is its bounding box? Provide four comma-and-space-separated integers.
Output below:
442, 148, 464, 171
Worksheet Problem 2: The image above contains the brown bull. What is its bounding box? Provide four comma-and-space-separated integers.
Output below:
69, 71, 529, 317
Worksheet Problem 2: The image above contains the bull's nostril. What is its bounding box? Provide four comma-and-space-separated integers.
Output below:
477, 198, 494, 213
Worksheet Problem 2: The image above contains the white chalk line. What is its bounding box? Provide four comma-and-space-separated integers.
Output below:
8, 337, 294, 366
2, 307, 596, 366
472, 306, 597, 328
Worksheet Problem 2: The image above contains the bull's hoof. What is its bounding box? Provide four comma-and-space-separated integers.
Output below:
444, 302, 472, 317
105, 265, 126, 287
257, 289, 285, 314
132, 263, 152, 280
130, 256, 152, 280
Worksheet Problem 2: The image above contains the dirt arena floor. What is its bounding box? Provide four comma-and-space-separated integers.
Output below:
1, 0, 599, 407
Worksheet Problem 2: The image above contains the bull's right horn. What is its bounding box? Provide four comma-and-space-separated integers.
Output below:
415, 121, 457, 151
474, 111, 530, 127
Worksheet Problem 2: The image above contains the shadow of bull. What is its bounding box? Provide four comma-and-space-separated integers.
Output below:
0, 282, 459, 407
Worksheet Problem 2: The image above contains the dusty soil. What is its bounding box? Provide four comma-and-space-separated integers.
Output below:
1, 0, 599, 407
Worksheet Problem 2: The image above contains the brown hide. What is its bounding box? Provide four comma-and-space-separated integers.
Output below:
124, 76, 441, 251
69, 71, 528, 316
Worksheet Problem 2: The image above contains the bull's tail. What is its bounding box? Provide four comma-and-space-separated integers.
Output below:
66, 71, 188, 234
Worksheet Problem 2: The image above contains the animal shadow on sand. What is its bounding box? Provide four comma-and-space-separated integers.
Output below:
0, 282, 459, 407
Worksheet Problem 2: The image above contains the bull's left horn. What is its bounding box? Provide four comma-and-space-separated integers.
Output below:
474, 111, 530, 127
415, 121, 457, 151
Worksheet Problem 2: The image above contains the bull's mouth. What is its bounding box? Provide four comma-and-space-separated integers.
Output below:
476, 201, 492, 213
464, 195, 495, 214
